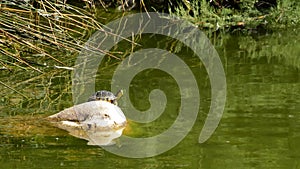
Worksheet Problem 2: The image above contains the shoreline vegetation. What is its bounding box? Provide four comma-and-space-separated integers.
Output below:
93, 0, 299, 30
0, 0, 299, 111
0, 0, 299, 70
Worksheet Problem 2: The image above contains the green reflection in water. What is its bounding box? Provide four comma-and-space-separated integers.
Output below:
0, 26, 299, 168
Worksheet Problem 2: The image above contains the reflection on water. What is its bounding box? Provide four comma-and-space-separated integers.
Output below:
51, 122, 125, 146
0, 26, 299, 168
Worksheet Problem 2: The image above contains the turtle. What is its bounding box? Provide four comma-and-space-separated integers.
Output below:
88, 90, 123, 105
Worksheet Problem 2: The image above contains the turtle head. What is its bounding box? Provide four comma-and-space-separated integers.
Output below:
112, 90, 123, 105
115, 90, 123, 100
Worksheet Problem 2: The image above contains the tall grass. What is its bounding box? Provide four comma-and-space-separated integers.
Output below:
0, 0, 107, 72
0, 0, 114, 109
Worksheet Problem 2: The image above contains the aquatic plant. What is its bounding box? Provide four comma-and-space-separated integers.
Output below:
169, 0, 300, 30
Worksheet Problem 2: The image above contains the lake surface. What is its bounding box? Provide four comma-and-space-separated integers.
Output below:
0, 13, 299, 168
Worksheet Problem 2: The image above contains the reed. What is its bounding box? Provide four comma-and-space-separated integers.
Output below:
0, 0, 108, 72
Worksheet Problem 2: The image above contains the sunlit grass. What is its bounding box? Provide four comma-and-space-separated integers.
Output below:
0, 0, 108, 72
0, 0, 124, 105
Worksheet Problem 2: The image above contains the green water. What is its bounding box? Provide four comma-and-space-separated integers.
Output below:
0, 22, 300, 168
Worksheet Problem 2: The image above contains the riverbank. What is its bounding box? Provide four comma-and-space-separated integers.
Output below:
87, 0, 299, 30
0, 0, 299, 72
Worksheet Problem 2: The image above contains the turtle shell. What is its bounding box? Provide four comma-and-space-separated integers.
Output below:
88, 90, 117, 103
